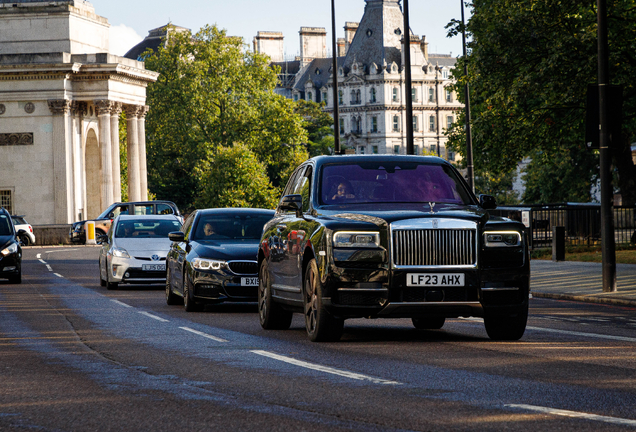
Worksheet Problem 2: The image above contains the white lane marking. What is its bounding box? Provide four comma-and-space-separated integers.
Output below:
251, 350, 401, 385
38, 259, 47, 265
36, 254, 41, 259
46, 265, 53, 272
179, 326, 228, 343
44, 249, 79, 254
526, 326, 636, 343
138, 311, 169, 323
111, 299, 132, 308
506, 404, 636, 427
53, 273, 63, 278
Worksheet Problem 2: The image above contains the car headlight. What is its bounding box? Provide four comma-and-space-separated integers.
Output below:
192, 258, 227, 270
111, 247, 130, 258
1, 243, 18, 256
333, 231, 380, 248
484, 232, 522, 247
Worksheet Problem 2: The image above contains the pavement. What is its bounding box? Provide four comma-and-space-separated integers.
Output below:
531, 259, 636, 307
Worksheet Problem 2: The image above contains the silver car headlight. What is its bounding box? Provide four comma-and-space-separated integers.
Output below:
111, 247, 130, 258
1, 243, 18, 256
333, 231, 380, 248
192, 258, 227, 270
484, 231, 522, 247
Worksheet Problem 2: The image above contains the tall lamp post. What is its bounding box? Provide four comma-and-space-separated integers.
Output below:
402, 0, 414, 155
331, 0, 341, 154
461, 0, 474, 192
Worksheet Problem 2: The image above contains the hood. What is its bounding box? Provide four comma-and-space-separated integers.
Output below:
317, 203, 490, 228
114, 238, 172, 256
193, 240, 260, 261
0, 235, 15, 251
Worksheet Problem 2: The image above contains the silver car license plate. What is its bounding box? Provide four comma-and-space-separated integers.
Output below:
241, 277, 258, 286
407, 273, 464, 287
142, 264, 166, 271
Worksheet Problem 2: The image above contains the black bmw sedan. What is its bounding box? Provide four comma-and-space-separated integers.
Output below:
166, 208, 275, 311
0, 207, 24, 284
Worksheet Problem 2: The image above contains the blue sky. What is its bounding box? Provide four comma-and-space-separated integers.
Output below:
90, 0, 468, 58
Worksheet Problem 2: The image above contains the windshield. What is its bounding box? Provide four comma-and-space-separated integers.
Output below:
319, 162, 473, 206
193, 214, 272, 241
115, 219, 181, 238
0, 214, 13, 236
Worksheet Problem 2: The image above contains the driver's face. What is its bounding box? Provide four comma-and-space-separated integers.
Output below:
204, 224, 214, 236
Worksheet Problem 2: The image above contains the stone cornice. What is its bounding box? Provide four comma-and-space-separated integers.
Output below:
324, 105, 462, 114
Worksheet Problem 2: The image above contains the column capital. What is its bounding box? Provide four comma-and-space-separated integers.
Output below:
124, 104, 144, 118
70, 101, 87, 117
95, 100, 114, 116
110, 102, 123, 117
48, 99, 71, 115
138, 105, 150, 119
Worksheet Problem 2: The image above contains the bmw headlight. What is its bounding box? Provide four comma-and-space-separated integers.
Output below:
1, 243, 18, 256
111, 247, 130, 258
484, 231, 522, 247
333, 231, 380, 248
192, 258, 226, 270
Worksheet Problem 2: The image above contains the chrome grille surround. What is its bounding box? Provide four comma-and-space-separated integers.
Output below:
227, 260, 258, 275
390, 218, 478, 269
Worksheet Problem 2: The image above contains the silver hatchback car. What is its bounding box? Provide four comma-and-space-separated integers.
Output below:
99, 215, 182, 290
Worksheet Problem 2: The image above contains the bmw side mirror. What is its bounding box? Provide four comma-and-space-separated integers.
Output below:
168, 231, 185, 242
479, 194, 497, 210
279, 194, 303, 215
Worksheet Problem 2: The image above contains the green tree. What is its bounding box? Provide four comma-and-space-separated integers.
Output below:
294, 100, 335, 157
143, 25, 308, 210
446, 0, 636, 204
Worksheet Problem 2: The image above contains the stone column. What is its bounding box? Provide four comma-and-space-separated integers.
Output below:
137, 105, 149, 201
125, 105, 142, 202
70, 101, 87, 221
110, 102, 123, 203
95, 100, 114, 209
48, 100, 73, 224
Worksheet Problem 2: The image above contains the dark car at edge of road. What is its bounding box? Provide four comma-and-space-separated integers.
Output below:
0, 206, 24, 284
257, 155, 530, 342
69, 200, 183, 244
166, 208, 276, 311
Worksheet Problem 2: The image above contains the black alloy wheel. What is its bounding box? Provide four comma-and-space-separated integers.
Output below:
304, 259, 343, 342
19, 234, 30, 246
165, 265, 181, 305
183, 273, 200, 312
258, 259, 292, 330
412, 317, 446, 330
95, 229, 106, 245
484, 303, 529, 341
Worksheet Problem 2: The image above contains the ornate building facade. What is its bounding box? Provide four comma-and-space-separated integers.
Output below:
0, 0, 158, 224
255, 0, 463, 159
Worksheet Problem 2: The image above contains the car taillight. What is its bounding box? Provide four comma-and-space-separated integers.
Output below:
29, 226, 33, 233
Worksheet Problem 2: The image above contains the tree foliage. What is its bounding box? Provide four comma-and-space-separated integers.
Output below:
446, 0, 636, 204
294, 100, 335, 157
143, 25, 308, 211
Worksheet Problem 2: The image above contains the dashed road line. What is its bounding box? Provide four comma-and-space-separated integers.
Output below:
526, 326, 636, 343
251, 350, 402, 385
179, 326, 228, 343
46, 265, 53, 272
138, 311, 169, 322
506, 404, 636, 427
111, 299, 132, 308
53, 273, 64, 278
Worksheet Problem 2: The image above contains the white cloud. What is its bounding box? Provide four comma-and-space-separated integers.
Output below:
109, 24, 144, 57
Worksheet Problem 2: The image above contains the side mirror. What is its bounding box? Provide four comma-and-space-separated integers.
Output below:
479, 194, 497, 210
279, 194, 303, 214
168, 231, 185, 242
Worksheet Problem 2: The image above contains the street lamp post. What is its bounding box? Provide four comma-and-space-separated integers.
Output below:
402, 0, 414, 155
461, 0, 475, 192
331, 0, 341, 154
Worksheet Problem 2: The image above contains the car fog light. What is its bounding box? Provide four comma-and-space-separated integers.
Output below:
125, 272, 130, 278
3, 266, 16, 271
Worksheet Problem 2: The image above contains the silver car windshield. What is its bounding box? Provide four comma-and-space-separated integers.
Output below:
115, 219, 181, 238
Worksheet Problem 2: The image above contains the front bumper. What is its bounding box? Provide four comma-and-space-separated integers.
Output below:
191, 269, 259, 302
108, 255, 166, 284
0, 253, 21, 278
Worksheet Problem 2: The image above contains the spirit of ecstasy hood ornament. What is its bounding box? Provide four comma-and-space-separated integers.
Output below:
428, 202, 436, 213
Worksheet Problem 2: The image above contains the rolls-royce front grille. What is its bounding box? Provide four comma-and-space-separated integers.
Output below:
393, 229, 476, 266
227, 261, 258, 275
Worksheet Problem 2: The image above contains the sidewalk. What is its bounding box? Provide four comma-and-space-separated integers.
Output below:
531, 259, 636, 307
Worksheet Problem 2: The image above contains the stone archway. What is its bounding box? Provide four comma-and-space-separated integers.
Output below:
85, 128, 102, 219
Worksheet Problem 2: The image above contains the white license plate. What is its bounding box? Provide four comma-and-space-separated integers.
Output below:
407, 273, 464, 287
142, 264, 166, 271
241, 277, 258, 287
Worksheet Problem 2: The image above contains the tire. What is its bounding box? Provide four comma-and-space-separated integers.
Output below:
19, 234, 30, 246
484, 303, 529, 341
9, 271, 21, 284
304, 259, 343, 342
183, 273, 200, 312
165, 266, 181, 305
258, 259, 293, 330
412, 317, 446, 330
95, 229, 106, 245
106, 272, 118, 290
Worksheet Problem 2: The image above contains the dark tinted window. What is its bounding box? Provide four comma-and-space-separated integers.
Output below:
115, 219, 181, 238
319, 162, 473, 206
0, 214, 14, 235
157, 204, 174, 215
11, 216, 26, 225
182, 212, 197, 240
193, 213, 273, 241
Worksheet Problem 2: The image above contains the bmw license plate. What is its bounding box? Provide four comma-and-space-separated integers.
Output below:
407, 273, 464, 287
241, 277, 258, 287
142, 264, 166, 271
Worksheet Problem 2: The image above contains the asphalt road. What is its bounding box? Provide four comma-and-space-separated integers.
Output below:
1, 246, 635, 431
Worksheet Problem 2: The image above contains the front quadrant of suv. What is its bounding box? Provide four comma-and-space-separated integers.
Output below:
257, 155, 530, 342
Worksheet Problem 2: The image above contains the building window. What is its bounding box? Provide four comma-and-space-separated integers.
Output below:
429, 115, 436, 132
430, 144, 437, 154
372, 145, 378, 154
338, 90, 343, 105
0, 190, 12, 214
447, 115, 454, 130
322, 91, 328, 102
393, 115, 400, 132
428, 88, 435, 102
448, 151, 455, 161
445, 89, 452, 102
371, 116, 378, 133
393, 145, 400, 154
294, 94, 299, 101
414, 145, 419, 155
413, 115, 418, 132
411, 87, 417, 102
393, 87, 399, 102
370, 88, 377, 103
307, 92, 313, 102
339, 118, 345, 135
443, 70, 449, 79
358, 146, 365, 154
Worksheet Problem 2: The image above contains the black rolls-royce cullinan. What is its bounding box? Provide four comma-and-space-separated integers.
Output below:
257, 155, 530, 342
166, 208, 275, 311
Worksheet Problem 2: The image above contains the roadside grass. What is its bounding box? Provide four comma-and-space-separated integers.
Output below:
531, 244, 636, 264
